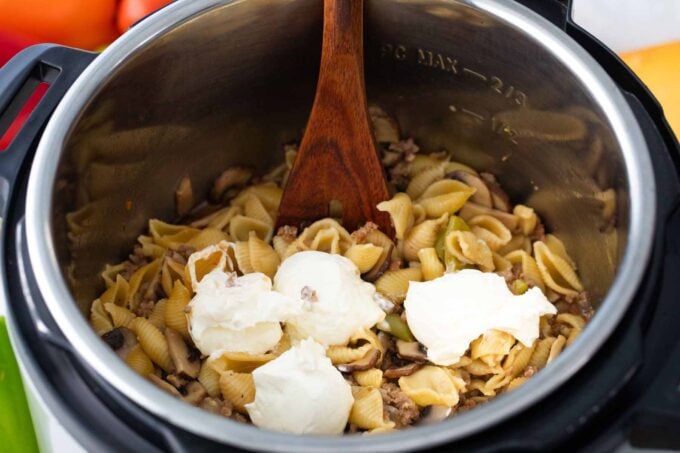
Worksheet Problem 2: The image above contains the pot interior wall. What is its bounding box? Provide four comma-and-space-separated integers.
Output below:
53, 0, 627, 313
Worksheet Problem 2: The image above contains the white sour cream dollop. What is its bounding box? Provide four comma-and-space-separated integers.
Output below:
187, 269, 302, 357
273, 251, 385, 345
404, 269, 557, 366
245, 338, 354, 434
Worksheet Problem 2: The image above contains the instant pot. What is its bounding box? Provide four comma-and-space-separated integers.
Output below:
1, 0, 679, 451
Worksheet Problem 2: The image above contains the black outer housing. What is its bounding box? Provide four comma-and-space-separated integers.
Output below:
1, 1, 680, 452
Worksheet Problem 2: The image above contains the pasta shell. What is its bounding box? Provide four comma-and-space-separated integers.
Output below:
459, 202, 519, 231
246, 232, 280, 278
165, 280, 191, 337
408, 154, 445, 176
464, 359, 503, 376
272, 234, 295, 260
187, 228, 231, 251
377, 193, 414, 240
198, 361, 222, 398
209, 351, 276, 374
147, 299, 167, 329
229, 215, 272, 242
445, 231, 494, 271
492, 252, 512, 272
483, 373, 512, 394
406, 163, 446, 199
101, 263, 126, 288
398, 366, 465, 407
350, 387, 395, 430
468, 379, 497, 397
513, 205, 538, 236
350, 329, 385, 357
506, 376, 528, 391
468, 214, 512, 251
403, 214, 447, 261
219, 371, 255, 413
128, 317, 174, 373
412, 203, 427, 224
419, 180, 475, 218
125, 345, 155, 377
505, 250, 545, 292
566, 327, 582, 346
149, 219, 201, 249
543, 234, 576, 269
470, 330, 515, 359
104, 303, 135, 328
100, 274, 129, 306
417, 247, 445, 281
127, 259, 162, 309
443, 160, 477, 175
556, 313, 586, 330
90, 299, 113, 335
534, 242, 583, 296
326, 343, 373, 365
186, 241, 236, 290
248, 184, 283, 211
138, 235, 168, 259
234, 241, 254, 274
298, 218, 352, 253
547, 335, 566, 364
310, 228, 342, 254
375, 267, 423, 303
344, 244, 384, 273
503, 341, 536, 378
190, 205, 240, 230
243, 194, 274, 226
529, 337, 556, 370
353, 369, 384, 388
497, 235, 532, 256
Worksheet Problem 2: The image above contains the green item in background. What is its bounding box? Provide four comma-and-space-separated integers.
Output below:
0, 316, 39, 453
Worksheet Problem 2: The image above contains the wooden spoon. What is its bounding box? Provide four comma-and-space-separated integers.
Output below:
276, 0, 393, 236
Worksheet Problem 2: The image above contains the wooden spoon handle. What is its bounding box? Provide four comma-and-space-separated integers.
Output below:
276, 0, 393, 234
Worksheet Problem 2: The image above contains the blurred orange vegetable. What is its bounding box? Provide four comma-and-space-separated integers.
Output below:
621, 41, 680, 134
117, 0, 173, 34
0, 0, 118, 50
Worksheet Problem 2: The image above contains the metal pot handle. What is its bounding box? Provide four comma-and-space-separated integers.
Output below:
0, 45, 95, 214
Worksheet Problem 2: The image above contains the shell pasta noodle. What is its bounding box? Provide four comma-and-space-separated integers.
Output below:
88, 106, 592, 433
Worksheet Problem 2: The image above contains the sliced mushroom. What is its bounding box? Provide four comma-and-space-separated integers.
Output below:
183, 381, 208, 405
447, 171, 492, 208
148, 374, 181, 397
364, 243, 394, 282
396, 340, 427, 363
480, 172, 511, 212
166, 373, 189, 390
418, 405, 452, 425
383, 362, 422, 379
101, 328, 124, 350
165, 328, 201, 379
337, 348, 381, 373
102, 327, 138, 360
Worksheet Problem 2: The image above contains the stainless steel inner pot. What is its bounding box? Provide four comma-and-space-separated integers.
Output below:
25, 0, 655, 451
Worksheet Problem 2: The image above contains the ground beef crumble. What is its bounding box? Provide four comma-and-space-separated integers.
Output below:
380, 383, 420, 428
350, 221, 378, 243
